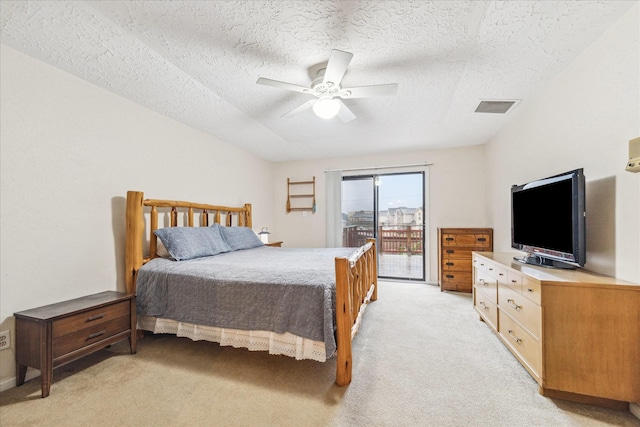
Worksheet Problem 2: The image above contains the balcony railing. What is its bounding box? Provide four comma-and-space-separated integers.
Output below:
343, 225, 424, 255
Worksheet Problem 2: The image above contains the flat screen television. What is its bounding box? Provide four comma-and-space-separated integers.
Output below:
511, 168, 586, 269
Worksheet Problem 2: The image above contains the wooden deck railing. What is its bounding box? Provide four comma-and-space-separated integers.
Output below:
343, 226, 423, 255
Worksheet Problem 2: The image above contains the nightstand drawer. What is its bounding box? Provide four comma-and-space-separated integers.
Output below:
53, 301, 130, 338
53, 316, 131, 359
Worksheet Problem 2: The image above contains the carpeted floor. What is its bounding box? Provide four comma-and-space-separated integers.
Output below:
1, 281, 638, 426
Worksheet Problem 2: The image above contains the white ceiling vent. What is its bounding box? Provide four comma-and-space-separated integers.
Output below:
475, 100, 519, 114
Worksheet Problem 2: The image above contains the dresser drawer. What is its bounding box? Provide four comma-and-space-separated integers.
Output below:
494, 264, 508, 286
441, 248, 472, 259
442, 233, 491, 248
499, 285, 541, 338
53, 301, 130, 338
53, 315, 131, 359
475, 270, 497, 302
522, 277, 541, 304
442, 257, 472, 271
499, 311, 541, 378
474, 256, 493, 273
442, 272, 473, 292
506, 270, 523, 293
474, 287, 498, 330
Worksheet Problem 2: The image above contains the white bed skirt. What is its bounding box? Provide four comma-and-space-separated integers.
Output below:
137, 315, 328, 362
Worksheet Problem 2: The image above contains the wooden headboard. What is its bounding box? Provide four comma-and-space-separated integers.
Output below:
125, 191, 252, 294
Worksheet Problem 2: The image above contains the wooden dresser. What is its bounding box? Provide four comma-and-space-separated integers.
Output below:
437, 228, 493, 292
472, 252, 640, 408
15, 291, 136, 397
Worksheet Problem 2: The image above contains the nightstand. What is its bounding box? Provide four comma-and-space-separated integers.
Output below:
14, 291, 136, 397
265, 241, 283, 247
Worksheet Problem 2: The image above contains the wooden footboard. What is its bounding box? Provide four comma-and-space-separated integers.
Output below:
334, 239, 378, 386
125, 191, 377, 387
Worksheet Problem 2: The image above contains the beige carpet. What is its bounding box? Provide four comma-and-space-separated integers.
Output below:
1, 281, 638, 427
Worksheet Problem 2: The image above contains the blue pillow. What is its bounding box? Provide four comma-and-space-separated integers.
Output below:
154, 226, 232, 261
219, 226, 264, 251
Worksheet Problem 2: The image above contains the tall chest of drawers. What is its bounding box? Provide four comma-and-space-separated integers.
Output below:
437, 228, 493, 292
472, 252, 640, 408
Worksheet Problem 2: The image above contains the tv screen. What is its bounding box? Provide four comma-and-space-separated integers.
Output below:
511, 169, 586, 268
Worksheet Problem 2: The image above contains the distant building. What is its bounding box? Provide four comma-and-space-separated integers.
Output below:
380, 207, 423, 227
346, 207, 423, 228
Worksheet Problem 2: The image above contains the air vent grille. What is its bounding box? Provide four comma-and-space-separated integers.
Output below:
475, 100, 517, 114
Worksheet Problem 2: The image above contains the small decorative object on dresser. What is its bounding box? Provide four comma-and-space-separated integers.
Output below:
14, 291, 136, 397
437, 228, 493, 292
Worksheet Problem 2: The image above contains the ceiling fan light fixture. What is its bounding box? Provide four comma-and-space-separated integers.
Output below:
313, 98, 340, 119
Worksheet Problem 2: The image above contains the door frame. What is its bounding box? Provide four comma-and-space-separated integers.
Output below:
341, 170, 427, 281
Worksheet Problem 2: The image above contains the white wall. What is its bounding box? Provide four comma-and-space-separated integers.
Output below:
272, 144, 489, 283
0, 45, 275, 388
485, 4, 639, 283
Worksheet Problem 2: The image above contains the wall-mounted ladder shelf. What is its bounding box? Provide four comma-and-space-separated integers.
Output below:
287, 176, 316, 213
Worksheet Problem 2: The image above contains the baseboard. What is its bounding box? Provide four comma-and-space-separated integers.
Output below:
540, 388, 631, 411
630, 402, 640, 420
0, 368, 41, 393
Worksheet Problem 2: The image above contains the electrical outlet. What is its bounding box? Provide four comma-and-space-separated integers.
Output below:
0, 330, 11, 351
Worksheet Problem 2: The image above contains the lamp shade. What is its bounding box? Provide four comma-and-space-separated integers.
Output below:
313, 98, 340, 119
258, 227, 271, 243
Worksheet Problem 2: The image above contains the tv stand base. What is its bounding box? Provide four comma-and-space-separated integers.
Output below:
513, 254, 575, 270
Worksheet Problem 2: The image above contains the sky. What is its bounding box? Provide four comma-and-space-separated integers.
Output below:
342, 172, 424, 213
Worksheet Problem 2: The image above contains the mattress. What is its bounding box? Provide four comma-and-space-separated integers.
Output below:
135, 246, 356, 359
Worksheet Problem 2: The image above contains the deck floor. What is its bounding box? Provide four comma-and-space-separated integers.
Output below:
378, 253, 424, 280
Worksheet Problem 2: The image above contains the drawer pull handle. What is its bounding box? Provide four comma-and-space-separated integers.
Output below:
508, 330, 522, 344
446, 262, 454, 266
86, 314, 104, 322
445, 237, 454, 241
446, 250, 454, 254
498, 273, 504, 276
87, 330, 106, 340
479, 302, 489, 311
507, 299, 522, 311
478, 279, 489, 287
488, 267, 493, 271
527, 288, 534, 293
477, 237, 486, 242
446, 274, 454, 279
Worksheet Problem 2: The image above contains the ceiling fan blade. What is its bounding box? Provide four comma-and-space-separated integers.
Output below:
336, 100, 356, 123
257, 77, 310, 94
323, 50, 353, 86
339, 83, 398, 98
282, 99, 317, 118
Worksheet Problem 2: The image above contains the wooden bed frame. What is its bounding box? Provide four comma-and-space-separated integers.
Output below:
124, 190, 377, 386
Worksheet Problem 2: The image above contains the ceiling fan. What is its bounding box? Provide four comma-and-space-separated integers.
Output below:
256, 49, 398, 122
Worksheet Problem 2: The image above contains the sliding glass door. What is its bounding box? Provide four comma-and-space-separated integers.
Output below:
342, 172, 425, 281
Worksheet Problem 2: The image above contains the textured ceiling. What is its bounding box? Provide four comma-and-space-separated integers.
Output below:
0, 1, 634, 162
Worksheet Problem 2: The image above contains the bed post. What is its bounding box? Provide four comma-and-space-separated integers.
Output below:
244, 203, 252, 228
334, 256, 352, 386
125, 191, 144, 295
367, 238, 378, 302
